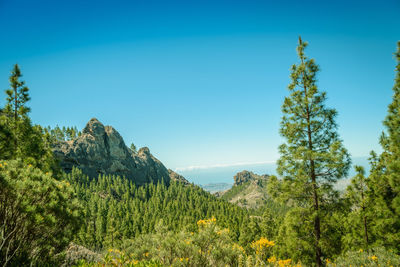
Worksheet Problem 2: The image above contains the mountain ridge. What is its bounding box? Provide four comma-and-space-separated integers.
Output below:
53, 118, 188, 185
218, 170, 270, 209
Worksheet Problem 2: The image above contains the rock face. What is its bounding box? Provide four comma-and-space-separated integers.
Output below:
233, 170, 269, 186
168, 169, 190, 184
53, 118, 171, 185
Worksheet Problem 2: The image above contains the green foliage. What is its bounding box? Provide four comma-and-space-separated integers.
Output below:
67, 168, 249, 250
333, 247, 400, 267
3, 64, 30, 154
367, 41, 400, 253
0, 160, 81, 266
270, 37, 351, 266
342, 166, 372, 251
0, 65, 59, 173
4, 64, 30, 119
239, 217, 261, 253
76, 218, 245, 267
64, 243, 102, 266
221, 182, 248, 201
46, 125, 82, 142
0, 113, 13, 159
2, 45, 400, 266
130, 143, 137, 154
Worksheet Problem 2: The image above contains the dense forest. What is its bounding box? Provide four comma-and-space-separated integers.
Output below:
1, 38, 400, 266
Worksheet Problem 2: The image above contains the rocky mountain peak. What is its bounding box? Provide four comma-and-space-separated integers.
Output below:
52, 118, 177, 185
82, 118, 106, 136
233, 170, 269, 186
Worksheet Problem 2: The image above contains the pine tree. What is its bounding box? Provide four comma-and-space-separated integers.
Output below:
274, 37, 351, 266
3, 64, 30, 154
0, 65, 58, 172
130, 143, 137, 154
343, 166, 371, 250
368, 41, 400, 251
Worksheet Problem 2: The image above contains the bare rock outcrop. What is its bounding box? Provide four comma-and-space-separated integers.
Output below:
53, 118, 171, 185
233, 170, 269, 186
168, 169, 190, 184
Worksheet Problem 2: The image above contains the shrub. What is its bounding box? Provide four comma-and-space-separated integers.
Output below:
0, 160, 81, 265
332, 247, 400, 267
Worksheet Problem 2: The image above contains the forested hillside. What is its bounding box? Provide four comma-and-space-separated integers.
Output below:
67, 168, 248, 249
1, 39, 400, 267
219, 170, 271, 209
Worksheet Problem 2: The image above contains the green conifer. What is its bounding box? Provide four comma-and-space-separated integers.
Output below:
273, 37, 351, 266
4, 64, 30, 154
368, 41, 400, 252
343, 166, 371, 250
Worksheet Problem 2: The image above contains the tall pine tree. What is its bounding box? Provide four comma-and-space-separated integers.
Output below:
368, 41, 400, 251
1, 64, 58, 172
4, 64, 30, 154
274, 37, 350, 266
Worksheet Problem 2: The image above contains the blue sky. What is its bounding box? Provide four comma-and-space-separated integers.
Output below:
0, 0, 399, 177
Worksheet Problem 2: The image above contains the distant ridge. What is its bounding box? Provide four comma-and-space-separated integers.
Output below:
218, 170, 270, 209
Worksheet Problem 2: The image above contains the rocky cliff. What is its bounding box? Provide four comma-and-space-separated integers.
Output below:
233, 170, 269, 186
168, 169, 190, 184
53, 118, 173, 185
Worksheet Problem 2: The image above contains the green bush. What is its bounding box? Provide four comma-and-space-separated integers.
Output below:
332, 247, 400, 267
0, 160, 81, 266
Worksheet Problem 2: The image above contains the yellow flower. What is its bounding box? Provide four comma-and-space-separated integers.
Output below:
278, 259, 292, 267
197, 217, 217, 226
359, 248, 363, 253
370, 255, 378, 261
251, 237, 275, 255
268, 256, 277, 263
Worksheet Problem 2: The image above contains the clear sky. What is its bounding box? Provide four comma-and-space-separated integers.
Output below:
0, 0, 399, 173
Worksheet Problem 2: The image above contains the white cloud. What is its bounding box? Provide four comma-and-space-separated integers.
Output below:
174, 160, 276, 172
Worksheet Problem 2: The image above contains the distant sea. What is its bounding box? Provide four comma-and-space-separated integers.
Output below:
178, 157, 370, 192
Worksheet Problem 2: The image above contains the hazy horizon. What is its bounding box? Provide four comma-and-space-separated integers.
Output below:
178, 156, 370, 185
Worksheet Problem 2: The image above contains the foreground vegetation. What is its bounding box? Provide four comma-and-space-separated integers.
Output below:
0, 39, 399, 266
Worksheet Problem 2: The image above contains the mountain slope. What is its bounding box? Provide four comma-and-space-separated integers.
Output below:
219, 170, 270, 209
53, 118, 172, 185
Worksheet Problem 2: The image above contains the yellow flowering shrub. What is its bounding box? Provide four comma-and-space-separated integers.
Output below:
196, 217, 216, 227
251, 237, 275, 259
